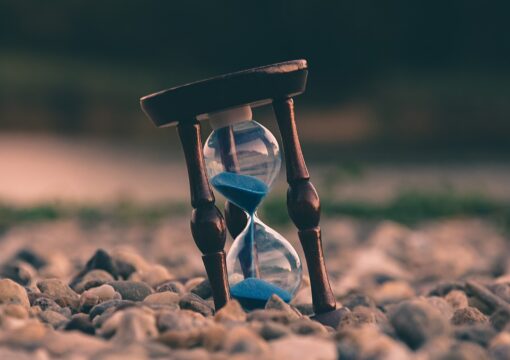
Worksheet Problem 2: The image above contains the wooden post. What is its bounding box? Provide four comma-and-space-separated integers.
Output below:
177, 119, 230, 310
272, 98, 336, 315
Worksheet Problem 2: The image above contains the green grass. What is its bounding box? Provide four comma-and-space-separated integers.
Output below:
2, 191, 510, 232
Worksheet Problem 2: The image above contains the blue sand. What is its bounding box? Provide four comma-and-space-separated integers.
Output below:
210, 172, 268, 215
231, 278, 292, 308
211, 172, 269, 278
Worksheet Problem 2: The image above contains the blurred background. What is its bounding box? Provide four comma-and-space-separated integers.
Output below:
1, 0, 510, 228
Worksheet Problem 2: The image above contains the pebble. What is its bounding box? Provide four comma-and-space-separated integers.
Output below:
190, 279, 212, 299
73, 269, 115, 293
425, 296, 454, 319
0, 260, 36, 286
37, 278, 80, 309
247, 309, 297, 324
373, 280, 416, 305
130, 264, 174, 288
156, 280, 186, 295
340, 292, 376, 309
265, 294, 301, 320
446, 290, 470, 310
271, 336, 336, 360
389, 299, 449, 349
32, 296, 71, 317
1, 303, 29, 319
293, 303, 314, 316
490, 308, 510, 331
222, 327, 268, 354
338, 305, 385, 330
103, 307, 158, 343
184, 277, 206, 292
65, 313, 96, 335
179, 293, 213, 317
111, 247, 149, 277
89, 299, 135, 320
454, 324, 497, 347
451, 307, 489, 326
289, 318, 328, 336
80, 284, 121, 312
258, 321, 291, 340
0, 278, 30, 309
108, 281, 153, 301
143, 291, 180, 307
214, 300, 246, 323
157, 309, 210, 333
43, 330, 108, 357
441, 341, 489, 360
39, 309, 69, 328
14, 248, 47, 269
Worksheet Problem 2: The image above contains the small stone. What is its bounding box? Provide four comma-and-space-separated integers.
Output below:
14, 248, 47, 269
440, 341, 489, 360
44, 330, 108, 357
222, 327, 268, 354
80, 284, 120, 312
37, 278, 80, 309
0, 260, 36, 286
143, 291, 180, 306
270, 336, 336, 360
446, 290, 470, 310
0, 320, 47, 347
190, 279, 212, 299
425, 296, 454, 319
289, 318, 328, 336
490, 283, 510, 303
428, 281, 465, 297
65, 313, 96, 335
389, 299, 449, 350
265, 294, 301, 321
108, 281, 153, 301
468, 296, 493, 315
32, 296, 71, 317
258, 321, 291, 340
130, 264, 174, 288
39, 309, 69, 328
454, 325, 497, 347
247, 309, 296, 324
214, 300, 246, 323
179, 293, 213, 317
157, 309, 209, 333
340, 293, 376, 309
73, 270, 115, 293
1, 303, 29, 319
111, 247, 149, 277
490, 308, 510, 331
89, 299, 135, 320
338, 306, 383, 329
0, 278, 30, 309
373, 281, 415, 305
451, 307, 489, 326
101, 307, 158, 343
293, 303, 314, 316
156, 280, 185, 295
184, 277, 206, 291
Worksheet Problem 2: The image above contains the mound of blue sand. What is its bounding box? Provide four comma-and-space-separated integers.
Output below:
210, 172, 268, 215
230, 278, 292, 309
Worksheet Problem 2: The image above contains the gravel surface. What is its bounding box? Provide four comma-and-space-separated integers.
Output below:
0, 217, 509, 359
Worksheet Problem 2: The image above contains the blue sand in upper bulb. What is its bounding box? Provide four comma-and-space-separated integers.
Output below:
230, 278, 292, 304
210, 172, 268, 215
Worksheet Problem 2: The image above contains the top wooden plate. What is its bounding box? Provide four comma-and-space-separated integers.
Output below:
140, 59, 308, 127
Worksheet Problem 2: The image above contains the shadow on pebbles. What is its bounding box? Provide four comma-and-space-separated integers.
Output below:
0, 218, 509, 359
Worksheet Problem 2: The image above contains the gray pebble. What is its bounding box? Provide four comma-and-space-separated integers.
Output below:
0, 260, 36, 286
73, 269, 115, 293
89, 299, 135, 320
490, 308, 510, 331
157, 309, 209, 333
293, 303, 314, 316
389, 299, 449, 349
108, 281, 153, 301
179, 293, 213, 317
289, 318, 328, 336
247, 309, 296, 324
156, 280, 185, 295
340, 293, 376, 309
190, 279, 212, 299
222, 327, 268, 354
65, 313, 96, 335
439, 341, 489, 360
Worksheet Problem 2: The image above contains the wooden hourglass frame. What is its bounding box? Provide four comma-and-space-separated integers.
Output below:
140, 60, 344, 326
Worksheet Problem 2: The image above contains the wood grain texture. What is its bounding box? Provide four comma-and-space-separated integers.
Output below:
177, 119, 230, 310
273, 98, 337, 315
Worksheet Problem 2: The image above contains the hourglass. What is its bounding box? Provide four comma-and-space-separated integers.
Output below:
203, 105, 302, 308
140, 60, 344, 326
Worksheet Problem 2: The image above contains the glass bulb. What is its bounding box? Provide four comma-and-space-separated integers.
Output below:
204, 118, 302, 309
